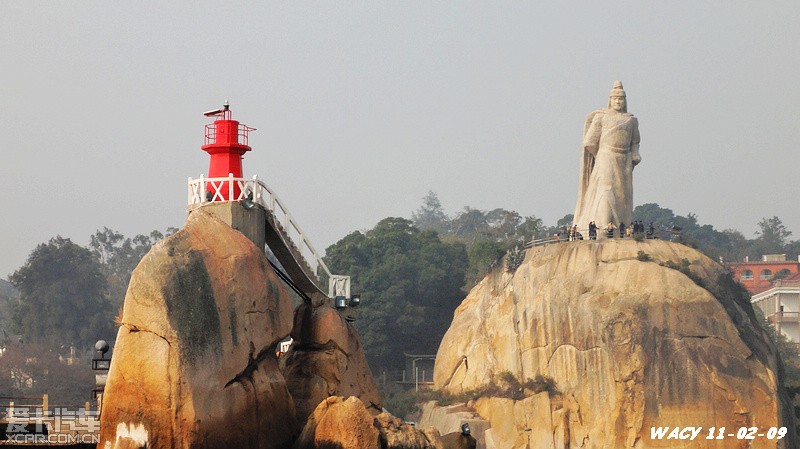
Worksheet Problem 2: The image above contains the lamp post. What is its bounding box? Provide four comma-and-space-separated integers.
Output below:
92, 340, 111, 412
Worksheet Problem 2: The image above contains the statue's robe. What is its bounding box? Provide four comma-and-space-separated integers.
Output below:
573, 109, 640, 234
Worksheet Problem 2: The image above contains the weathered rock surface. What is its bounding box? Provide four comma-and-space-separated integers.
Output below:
281, 299, 382, 424
439, 432, 476, 449
433, 239, 796, 448
374, 411, 443, 449
294, 396, 380, 449
294, 396, 445, 449
417, 402, 489, 449
99, 210, 297, 449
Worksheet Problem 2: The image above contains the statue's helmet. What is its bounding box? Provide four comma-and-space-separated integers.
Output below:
608, 80, 627, 112
609, 80, 626, 98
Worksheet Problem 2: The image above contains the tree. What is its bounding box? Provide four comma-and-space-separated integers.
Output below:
755, 217, 792, 253
556, 214, 574, 228
632, 203, 738, 261
324, 218, 467, 371
450, 207, 489, 239
465, 240, 506, 287
9, 237, 115, 348
0, 279, 18, 338
632, 203, 675, 229
517, 216, 545, 243
411, 191, 449, 234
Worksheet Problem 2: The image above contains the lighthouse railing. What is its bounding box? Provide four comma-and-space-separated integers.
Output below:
188, 175, 333, 282
203, 123, 256, 146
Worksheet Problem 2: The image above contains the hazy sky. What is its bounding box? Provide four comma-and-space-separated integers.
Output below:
1, 2, 799, 279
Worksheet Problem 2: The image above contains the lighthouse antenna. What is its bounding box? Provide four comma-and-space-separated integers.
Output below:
203, 108, 224, 117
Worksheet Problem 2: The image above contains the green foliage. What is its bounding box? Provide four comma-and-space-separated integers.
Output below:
497, 371, 560, 399
556, 214, 574, 228
749, 216, 793, 258
636, 250, 651, 262
466, 240, 505, 286
0, 279, 18, 339
633, 204, 800, 264
6, 227, 172, 351
324, 218, 467, 371
383, 372, 560, 420
412, 191, 449, 234
410, 192, 544, 289
506, 246, 526, 273
660, 258, 706, 288
9, 237, 115, 348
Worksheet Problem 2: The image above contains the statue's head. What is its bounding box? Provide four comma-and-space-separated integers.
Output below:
607, 80, 627, 113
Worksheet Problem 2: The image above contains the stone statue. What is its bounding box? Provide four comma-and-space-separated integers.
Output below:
573, 81, 640, 235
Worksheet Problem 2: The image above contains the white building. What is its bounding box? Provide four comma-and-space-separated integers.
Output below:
751, 273, 800, 343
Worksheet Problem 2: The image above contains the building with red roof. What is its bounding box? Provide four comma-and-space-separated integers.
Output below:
729, 254, 800, 295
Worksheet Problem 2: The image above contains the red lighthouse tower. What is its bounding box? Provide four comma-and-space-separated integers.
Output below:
201, 102, 256, 200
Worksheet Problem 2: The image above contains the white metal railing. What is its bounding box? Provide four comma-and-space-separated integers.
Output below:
188, 175, 336, 287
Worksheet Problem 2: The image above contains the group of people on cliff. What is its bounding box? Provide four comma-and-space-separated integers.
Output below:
553, 220, 658, 242
555, 220, 656, 242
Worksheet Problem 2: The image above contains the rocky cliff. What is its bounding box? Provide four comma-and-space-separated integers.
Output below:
433, 239, 796, 449
99, 210, 298, 449
98, 206, 431, 449
281, 298, 383, 424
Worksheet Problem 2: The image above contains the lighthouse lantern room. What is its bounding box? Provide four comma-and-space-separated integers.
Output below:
200, 102, 256, 200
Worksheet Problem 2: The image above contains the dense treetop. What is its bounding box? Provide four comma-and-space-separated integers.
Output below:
324, 217, 467, 371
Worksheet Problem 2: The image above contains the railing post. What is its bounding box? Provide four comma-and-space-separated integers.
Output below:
200, 175, 206, 203
252, 175, 259, 203
42, 394, 48, 411
228, 173, 234, 200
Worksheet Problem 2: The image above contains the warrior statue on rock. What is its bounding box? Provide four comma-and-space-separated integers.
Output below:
573, 81, 641, 237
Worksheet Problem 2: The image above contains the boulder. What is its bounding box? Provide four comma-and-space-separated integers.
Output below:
281, 299, 382, 423
434, 239, 796, 448
294, 397, 445, 449
99, 209, 297, 449
293, 396, 380, 449
374, 411, 443, 449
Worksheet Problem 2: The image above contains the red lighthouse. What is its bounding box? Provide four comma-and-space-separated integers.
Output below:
201, 102, 256, 200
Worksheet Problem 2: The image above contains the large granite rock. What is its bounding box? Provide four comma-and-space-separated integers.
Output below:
294, 396, 444, 449
99, 210, 297, 449
433, 239, 796, 449
374, 411, 443, 449
281, 299, 382, 423
293, 396, 380, 449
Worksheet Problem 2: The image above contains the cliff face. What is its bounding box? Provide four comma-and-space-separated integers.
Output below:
433, 239, 796, 449
99, 210, 297, 449
281, 299, 383, 424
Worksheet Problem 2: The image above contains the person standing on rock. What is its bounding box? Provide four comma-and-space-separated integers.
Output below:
606, 222, 616, 238
573, 81, 641, 237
